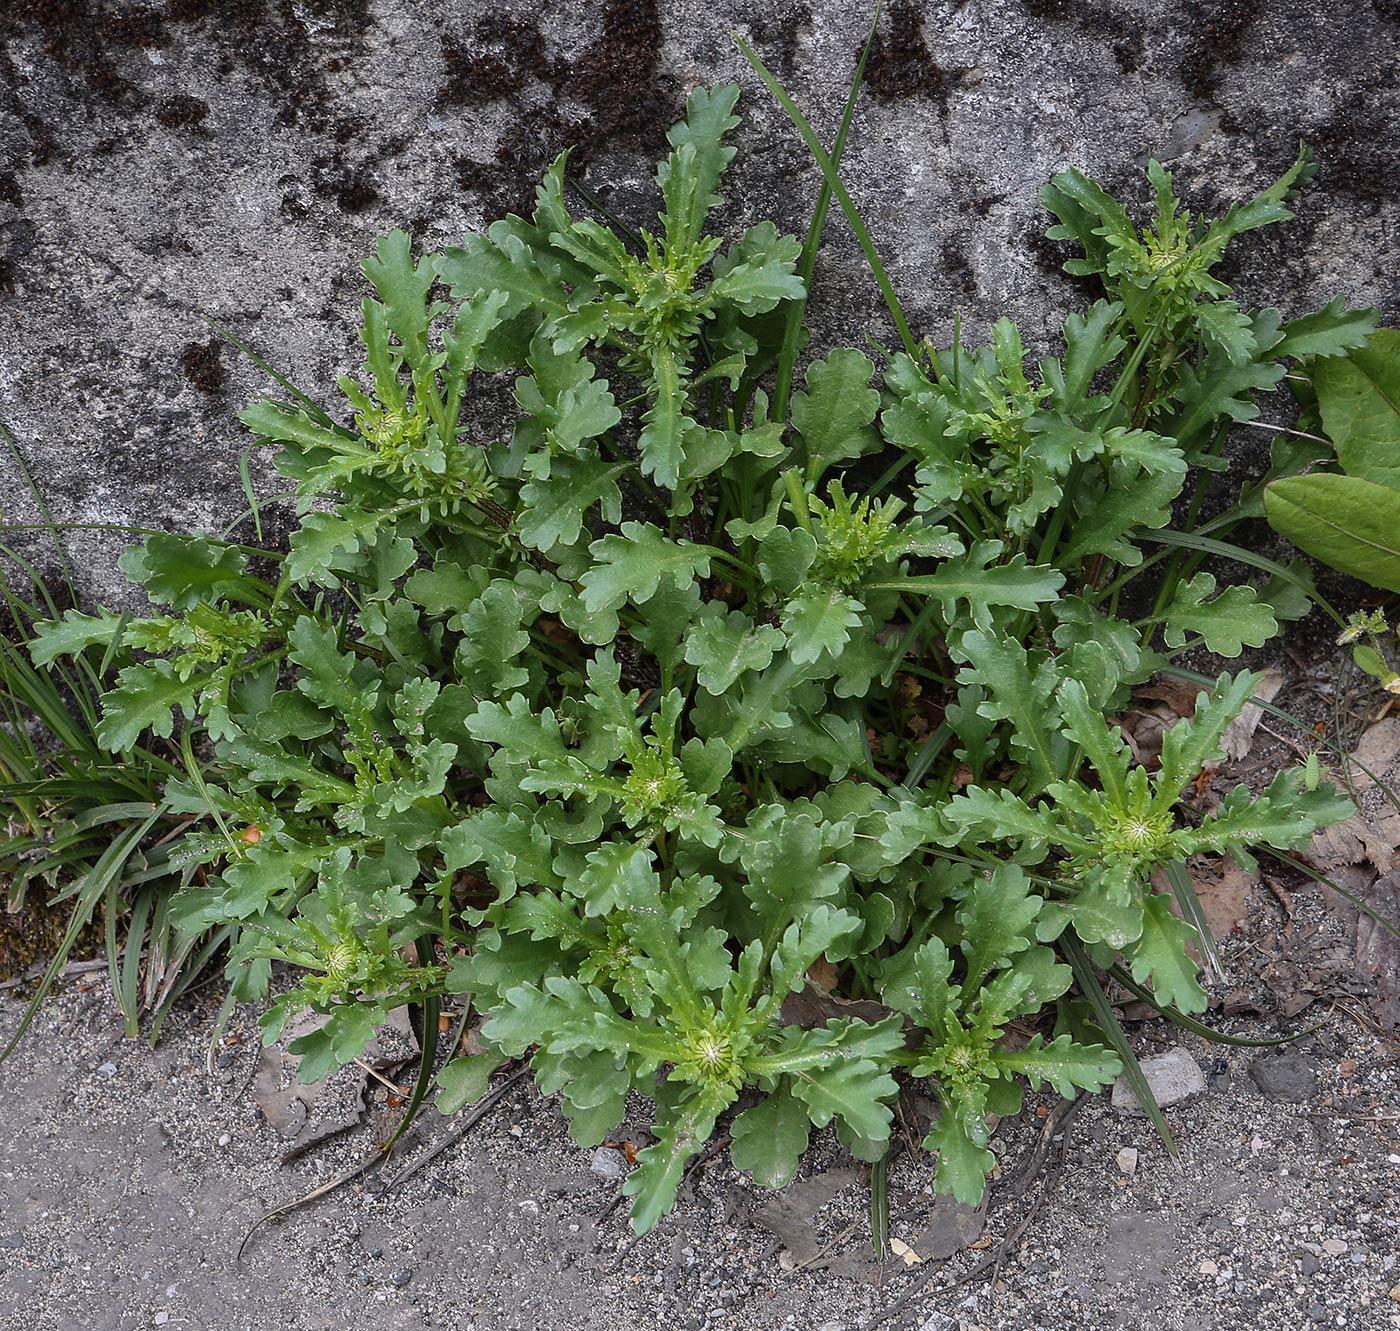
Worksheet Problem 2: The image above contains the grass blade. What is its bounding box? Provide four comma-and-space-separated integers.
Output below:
1107, 964, 1323, 1046
737, 33, 919, 361
1164, 859, 1224, 984
1062, 933, 1177, 1158
771, 8, 879, 421
1, 812, 159, 1060
869, 1148, 890, 1260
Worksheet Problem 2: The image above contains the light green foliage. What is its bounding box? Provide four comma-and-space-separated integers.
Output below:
21, 85, 1356, 1231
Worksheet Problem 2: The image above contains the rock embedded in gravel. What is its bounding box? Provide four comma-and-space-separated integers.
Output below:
1111, 1048, 1207, 1115
589, 1146, 628, 1181
1248, 1053, 1318, 1103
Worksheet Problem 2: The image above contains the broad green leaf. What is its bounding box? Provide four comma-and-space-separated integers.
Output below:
517, 457, 626, 554
1265, 474, 1400, 594
453, 583, 532, 695
579, 522, 712, 614
361, 230, 436, 366
28, 610, 123, 666
1154, 572, 1278, 656
956, 630, 1063, 792
880, 937, 956, 1033
119, 534, 250, 610
924, 1107, 992, 1206
682, 605, 784, 694
791, 349, 880, 482
98, 661, 198, 751
1315, 328, 1400, 487
1168, 349, 1285, 446
992, 1033, 1119, 1098
788, 1053, 895, 1144
1044, 300, 1125, 411
438, 218, 574, 322
1272, 297, 1378, 362
1126, 893, 1207, 1014
1154, 671, 1258, 799
287, 619, 367, 716
288, 1003, 379, 1083
869, 546, 1064, 632
1194, 301, 1257, 365
1056, 678, 1130, 807
638, 345, 690, 490
1057, 468, 1180, 567
624, 1086, 729, 1234
436, 1052, 508, 1114
287, 510, 380, 586
780, 589, 863, 665
729, 1083, 810, 1189
956, 863, 1041, 994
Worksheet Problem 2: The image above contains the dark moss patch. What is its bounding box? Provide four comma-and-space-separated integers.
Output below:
309, 155, 378, 213
1021, 0, 1078, 18
440, 14, 564, 104
0, 895, 106, 984
445, 0, 676, 223
1178, 0, 1267, 101
864, 0, 971, 113
941, 240, 978, 298
0, 171, 23, 209
738, 4, 812, 78
1312, 93, 1397, 204
152, 92, 209, 130
180, 338, 225, 393
2, 0, 160, 106
166, 0, 371, 135
5, 0, 371, 146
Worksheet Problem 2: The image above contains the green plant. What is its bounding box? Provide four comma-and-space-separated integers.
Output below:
22, 78, 1358, 1231
1265, 328, 1400, 594
0, 464, 228, 1051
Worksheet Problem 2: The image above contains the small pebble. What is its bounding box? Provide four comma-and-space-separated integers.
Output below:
1114, 1147, 1138, 1176
154, 1315, 169, 1327
391, 1268, 413, 1288
589, 1147, 628, 1181
97, 1062, 118, 1077
1111, 1048, 1206, 1114
1199, 1260, 1218, 1276
217, 1133, 231, 1147
1322, 1238, 1348, 1257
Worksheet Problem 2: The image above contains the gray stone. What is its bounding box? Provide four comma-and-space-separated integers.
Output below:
1248, 1053, 1317, 1103
1111, 1047, 1207, 1115
0, 1233, 22, 1250
391, 1268, 414, 1288
588, 1146, 628, 1181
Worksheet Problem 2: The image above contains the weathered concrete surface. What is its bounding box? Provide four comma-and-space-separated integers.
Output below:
1, 0, 1398, 604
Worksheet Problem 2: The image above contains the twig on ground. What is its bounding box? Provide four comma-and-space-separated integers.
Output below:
375, 1065, 529, 1196
236, 1066, 526, 1265
0, 958, 107, 992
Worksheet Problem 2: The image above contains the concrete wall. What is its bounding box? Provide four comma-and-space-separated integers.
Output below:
2, 0, 1397, 605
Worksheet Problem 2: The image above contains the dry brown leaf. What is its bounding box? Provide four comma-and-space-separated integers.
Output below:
254, 1006, 418, 1147
1187, 859, 1257, 941
1309, 718, 1400, 871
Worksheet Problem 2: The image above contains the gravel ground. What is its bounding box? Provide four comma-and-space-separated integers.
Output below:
3, 929, 1397, 1331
